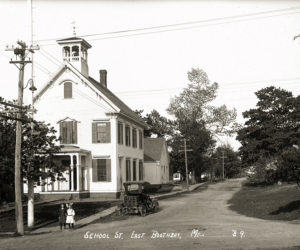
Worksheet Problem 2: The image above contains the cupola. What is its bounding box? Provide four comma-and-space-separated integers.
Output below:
56, 37, 92, 78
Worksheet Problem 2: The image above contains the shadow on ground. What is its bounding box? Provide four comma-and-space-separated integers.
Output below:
228, 180, 300, 221
270, 200, 300, 215
0, 200, 119, 233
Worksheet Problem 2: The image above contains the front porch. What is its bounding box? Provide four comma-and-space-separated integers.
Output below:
39, 145, 91, 200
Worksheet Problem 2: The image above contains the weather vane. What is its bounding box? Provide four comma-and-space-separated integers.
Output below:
72, 21, 76, 37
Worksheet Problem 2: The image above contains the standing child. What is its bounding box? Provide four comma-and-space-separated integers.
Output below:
58, 203, 66, 231
66, 203, 75, 229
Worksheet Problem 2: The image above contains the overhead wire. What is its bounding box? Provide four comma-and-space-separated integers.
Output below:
37, 6, 300, 45
73, 85, 112, 112
39, 50, 62, 67
114, 78, 300, 97
39, 47, 63, 66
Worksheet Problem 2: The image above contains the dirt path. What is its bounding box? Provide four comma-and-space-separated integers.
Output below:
1, 179, 299, 250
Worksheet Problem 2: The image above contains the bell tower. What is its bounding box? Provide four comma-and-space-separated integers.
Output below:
57, 36, 92, 77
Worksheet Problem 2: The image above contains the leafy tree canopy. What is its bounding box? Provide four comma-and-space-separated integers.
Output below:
212, 145, 242, 178
167, 68, 238, 136
0, 97, 64, 202
237, 86, 300, 165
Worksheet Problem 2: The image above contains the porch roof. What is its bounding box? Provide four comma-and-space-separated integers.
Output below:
59, 145, 90, 154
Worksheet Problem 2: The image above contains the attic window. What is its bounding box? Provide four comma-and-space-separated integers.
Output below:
64, 82, 72, 99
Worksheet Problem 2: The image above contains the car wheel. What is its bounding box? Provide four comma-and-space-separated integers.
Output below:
140, 205, 146, 217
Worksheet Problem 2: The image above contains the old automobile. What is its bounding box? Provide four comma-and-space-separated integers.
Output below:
117, 181, 159, 216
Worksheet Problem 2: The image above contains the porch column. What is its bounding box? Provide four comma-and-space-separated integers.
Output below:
76, 155, 80, 191
70, 154, 74, 191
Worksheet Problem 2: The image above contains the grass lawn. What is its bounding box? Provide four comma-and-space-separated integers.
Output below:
0, 200, 119, 233
228, 180, 300, 221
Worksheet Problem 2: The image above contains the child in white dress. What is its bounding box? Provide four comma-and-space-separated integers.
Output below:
66, 203, 75, 229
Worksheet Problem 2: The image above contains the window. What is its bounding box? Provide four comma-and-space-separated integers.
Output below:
139, 161, 143, 180
132, 128, 137, 148
64, 82, 72, 99
92, 159, 111, 182
72, 46, 79, 57
118, 122, 123, 144
59, 121, 77, 144
125, 125, 131, 146
139, 130, 143, 149
92, 122, 111, 143
133, 160, 137, 181
126, 159, 131, 181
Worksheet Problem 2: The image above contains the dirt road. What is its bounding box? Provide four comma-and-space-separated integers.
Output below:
1, 179, 299, 250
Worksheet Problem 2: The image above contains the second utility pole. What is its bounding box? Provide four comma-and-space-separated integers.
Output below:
184, 139, 189, 190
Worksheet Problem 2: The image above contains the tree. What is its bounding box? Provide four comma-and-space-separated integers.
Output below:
167, 68, 238, 136
0, 115, 15, 203
166, 68, 238, 180
237, 86, 300, 184
144, 110, 175, 138
277, 146, 300, 186
0, 97, 64, 228
237, 86, 300, 165
212, 145, 242, 179
22, 121, 63, 228
134, 109, 175, 138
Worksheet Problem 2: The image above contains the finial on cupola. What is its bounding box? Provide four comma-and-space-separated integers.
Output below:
72, 21, 76, 37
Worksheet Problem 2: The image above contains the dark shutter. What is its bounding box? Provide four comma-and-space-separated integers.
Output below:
66, 121, 73, 144
133, 161, 136, 181
92, 159, 97, 182
59, 122, 63, 142
106, 122, 111, 143
73, 121, 77, 144
92, 123, 97, 143
106, 159, 111, 182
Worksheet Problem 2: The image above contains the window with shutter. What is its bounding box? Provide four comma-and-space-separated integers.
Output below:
92, 122, 111, 143
64, 82, 72, 99
139, 160, 143, 180
118, 122, 123, 144
126, 159, 131, 181
132, 128, 137, 148
139, 130, 143, 149
125, 125, 131, 146
133, 160, 137, 181
92, 159, 111, 182
60, 121, 77, 144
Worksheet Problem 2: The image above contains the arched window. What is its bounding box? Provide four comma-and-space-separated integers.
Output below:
72, 46, 79, 57
64, 82, 72, 99
63, 46, 70, 58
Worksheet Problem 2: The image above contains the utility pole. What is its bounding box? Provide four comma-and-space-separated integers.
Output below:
211, 150, 226, 180
6, 41, 38, 235
179, 138, 192, 190
221, 150, 226, 180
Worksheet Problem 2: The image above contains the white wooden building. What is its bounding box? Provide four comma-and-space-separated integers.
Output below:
143, 138, 170, 184
25, 36, 147, 199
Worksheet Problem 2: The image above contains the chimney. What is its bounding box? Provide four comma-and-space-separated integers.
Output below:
99, 70, 107, 87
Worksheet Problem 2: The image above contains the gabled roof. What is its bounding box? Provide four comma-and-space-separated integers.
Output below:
144, 137, 166, 162
88, 76, 146, 126
33, 63, 146, 127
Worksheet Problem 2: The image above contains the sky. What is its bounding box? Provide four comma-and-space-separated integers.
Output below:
1, 0, 300, 150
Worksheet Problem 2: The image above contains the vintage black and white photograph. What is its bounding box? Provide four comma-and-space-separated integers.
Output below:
0, 0, 300, 249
